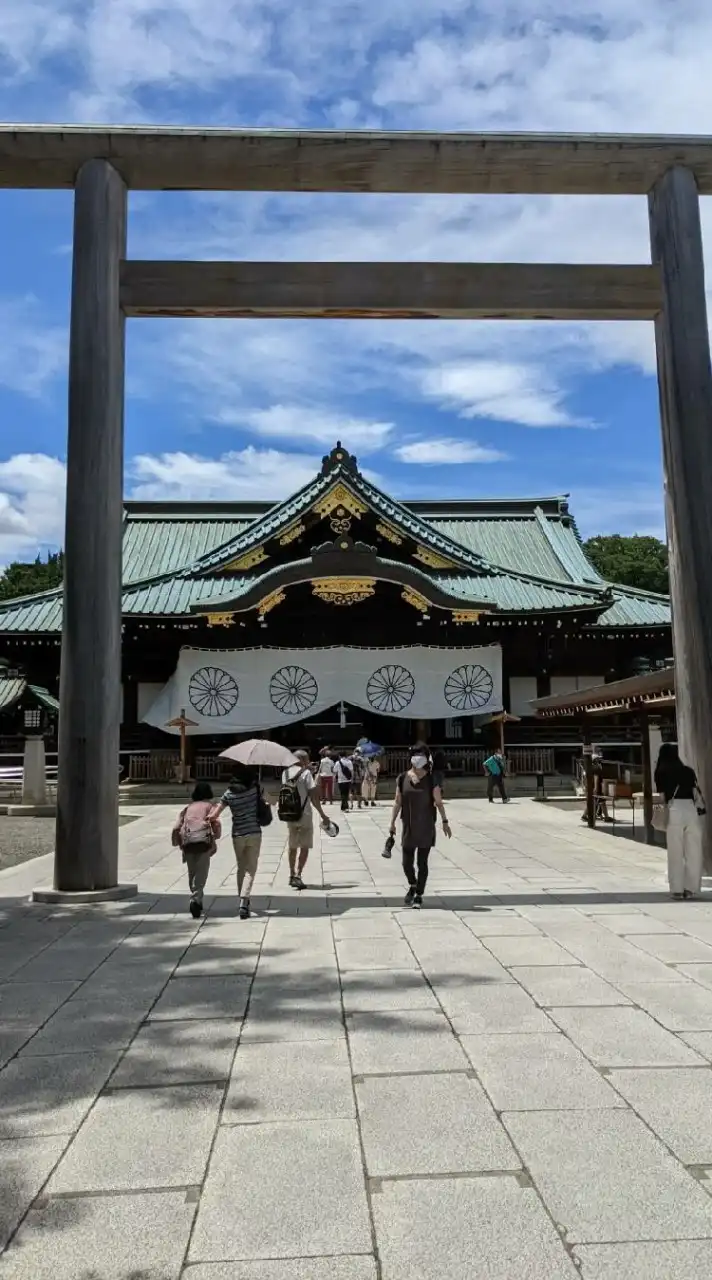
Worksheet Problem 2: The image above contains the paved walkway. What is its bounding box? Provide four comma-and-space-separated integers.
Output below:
3, 800, 712, 1278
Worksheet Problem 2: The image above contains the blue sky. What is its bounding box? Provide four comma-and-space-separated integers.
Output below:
1, 0, 711, 564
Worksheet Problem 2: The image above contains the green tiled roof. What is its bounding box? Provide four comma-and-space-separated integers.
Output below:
123, 514, 254, 583
597, 587, 671, 628
0, 677, 26, 709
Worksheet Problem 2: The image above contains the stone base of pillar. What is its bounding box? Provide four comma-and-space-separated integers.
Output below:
31, 883, 138, 904
7, 805, 56, 817
22, 736, 48, 806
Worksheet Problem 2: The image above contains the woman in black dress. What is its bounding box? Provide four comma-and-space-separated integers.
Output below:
389, 751, 451, 908
654, 743, 705, 900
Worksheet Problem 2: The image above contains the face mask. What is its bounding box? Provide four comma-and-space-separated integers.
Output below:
411, 754, 429, 769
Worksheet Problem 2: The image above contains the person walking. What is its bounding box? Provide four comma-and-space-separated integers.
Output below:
172, 782, 221, 919
211, 765, 266, 919
278, 748, 330, 889
362, 755, 380, 806
389, 750, 451, 908
654, 743, 706, 900
334, 752, 354, 811
483, 749, 508, 803
317, 749, 335, 804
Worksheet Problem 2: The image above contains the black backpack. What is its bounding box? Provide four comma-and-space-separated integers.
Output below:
277, 770, 308, 823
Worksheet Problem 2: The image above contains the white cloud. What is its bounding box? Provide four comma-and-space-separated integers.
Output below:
219, 403, 394, 452
127, 445, 320, 502
0, 298, 66, 398
419, 360, 584, 428
0, 454, 66, 564
395, 437, 508, 464
569, 484, 665, 540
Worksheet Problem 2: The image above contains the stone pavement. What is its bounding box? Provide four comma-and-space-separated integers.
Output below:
3, 800, 712, 1277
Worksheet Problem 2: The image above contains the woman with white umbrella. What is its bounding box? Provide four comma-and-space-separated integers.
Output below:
211, 739, 294, 919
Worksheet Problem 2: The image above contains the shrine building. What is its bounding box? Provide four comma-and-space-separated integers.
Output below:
0, 443, 671, 777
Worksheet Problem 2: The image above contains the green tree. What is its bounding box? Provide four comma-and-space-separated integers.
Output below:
583, 534, 668, 594
0, 551, 64, 601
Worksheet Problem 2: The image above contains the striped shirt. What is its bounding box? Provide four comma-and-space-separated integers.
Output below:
220, 784, 260, 837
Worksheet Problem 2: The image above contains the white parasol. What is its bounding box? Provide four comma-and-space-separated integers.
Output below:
219, 739, 299, 768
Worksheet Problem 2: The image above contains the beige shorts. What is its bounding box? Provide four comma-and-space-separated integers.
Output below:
287, 815, 314, 849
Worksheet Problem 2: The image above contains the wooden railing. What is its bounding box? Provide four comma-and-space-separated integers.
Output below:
381, 747, 555, 777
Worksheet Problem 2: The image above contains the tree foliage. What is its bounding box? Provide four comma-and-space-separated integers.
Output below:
0, 551, 64, 602
583, 534, 669, 595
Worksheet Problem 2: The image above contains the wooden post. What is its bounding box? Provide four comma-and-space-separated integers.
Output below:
649, 165, 712, 873
639, 708, 654, 845
54, 160, 127, 893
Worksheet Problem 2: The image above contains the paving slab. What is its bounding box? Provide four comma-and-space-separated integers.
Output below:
681, 1031, 712, 1061
183, 1262, 377, 1280
431, 978, 555, 1034
348, 1009, 469, 1074
17, 999, 145, 1056
595, 914, 677, 935
225, 1037, 354, 1123
0, 1051, 118, 1138
462, 1033, 624, 1111
340, 968, 438, 1012
110, 1019, 239, 1087
241, 996, 345, 1042
482, 936, 580, 967
173, 942, 261, 977
549, 1006, 705, 1067
504, 1108, 712, 1243
336, 938, 418, 970
463, 915, 544, 937
0, 1134, 68, 1251
372, 1175, 578, 1279
573, 1240, 712, 1279
190, 1120, 371, 1261
510, 965, 632, 1007
148, 975, 252, 1020
0, 1025, 34, 1068
608, 1067, 712, 1163
676, 964, 712, 991
48, 1081, 223, 1192
0, 980, 78, 1027
0, 1189, 195, 1279
357, 1071, 519, 1175
619, 980, 712, 1031
333, 916, 403, 939
628, 934, 712, 964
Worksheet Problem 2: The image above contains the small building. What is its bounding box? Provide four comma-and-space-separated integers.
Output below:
0, 444, 671, 776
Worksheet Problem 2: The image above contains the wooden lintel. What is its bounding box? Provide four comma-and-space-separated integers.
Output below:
5, 126, 712, 194
120, 261, 661, 321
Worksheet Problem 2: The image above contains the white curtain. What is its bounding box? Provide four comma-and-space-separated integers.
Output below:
144, 645, 503, 735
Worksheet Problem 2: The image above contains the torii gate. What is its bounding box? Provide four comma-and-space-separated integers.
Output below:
2, 126, 709, 897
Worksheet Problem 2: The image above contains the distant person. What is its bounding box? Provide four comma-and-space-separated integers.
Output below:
580, 749, 610, 823
211, 765, 266, 920
362, 755, 380, 807
654, 743, 706, 900
172, 782, 221, 918
389, 750, 451, 908
278, 748, 330, 889
351, 750, 366, 808
483, 749, 508, 803
334, 751, 354, 811
317, 749, 335, 804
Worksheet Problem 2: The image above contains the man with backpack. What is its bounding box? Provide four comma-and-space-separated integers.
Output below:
278, 749, 329, 889
483, 749, 509, 803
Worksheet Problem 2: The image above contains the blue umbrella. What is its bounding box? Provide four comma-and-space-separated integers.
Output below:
358, 740, 382, 757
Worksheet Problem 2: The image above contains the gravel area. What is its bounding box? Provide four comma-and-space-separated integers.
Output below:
0, 815, 137, 870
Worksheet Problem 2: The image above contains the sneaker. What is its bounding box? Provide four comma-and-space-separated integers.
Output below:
189, 899, 202, 918
239, 899, 250, 920
289, 874, 298, 888
684, 890, 695, 900
413, 894, 423, 910
404, 886, 416, 907
293, 874, 305, 891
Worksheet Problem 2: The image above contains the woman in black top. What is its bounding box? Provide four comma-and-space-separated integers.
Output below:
654, 743, 704, 899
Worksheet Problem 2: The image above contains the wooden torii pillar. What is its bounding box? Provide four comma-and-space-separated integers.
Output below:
34, 160, 136, 901
649, 166, 712, 873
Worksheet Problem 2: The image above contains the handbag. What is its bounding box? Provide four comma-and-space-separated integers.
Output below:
257, 786, 273, 828
652, 785, 678, 833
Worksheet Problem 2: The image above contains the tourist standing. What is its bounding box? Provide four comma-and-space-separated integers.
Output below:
317, 749, 335, 804
334, 752, 354, 810
483, 749, 508, 803
351, 750, 366, 808
211, 765, 265, 919
172, 782, 221, 919
362, 755, 380, 806
278, 748, 329, 889
654, 743, 706, 900
389, 751, 451, 908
